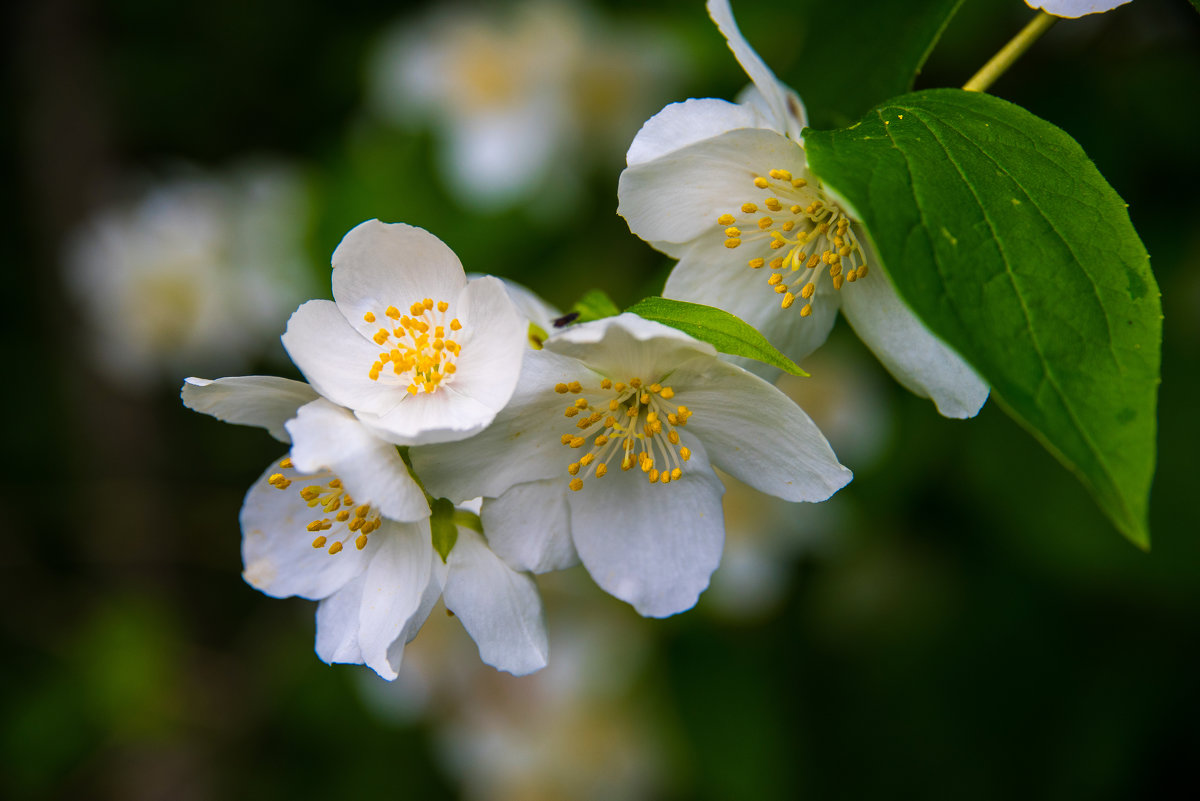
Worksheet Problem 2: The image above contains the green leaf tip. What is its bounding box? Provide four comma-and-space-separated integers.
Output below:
430, 497, 458, 563
625, 297, 809, 378
570, 289, 622, 323
805, 88, 1160, 548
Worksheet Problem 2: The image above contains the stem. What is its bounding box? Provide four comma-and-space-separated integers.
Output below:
963, 11, 1058, 93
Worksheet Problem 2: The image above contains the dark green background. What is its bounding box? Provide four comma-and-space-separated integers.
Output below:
3, 0, 1198, 798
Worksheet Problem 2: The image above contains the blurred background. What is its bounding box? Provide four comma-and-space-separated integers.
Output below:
3, 0, 1199, 798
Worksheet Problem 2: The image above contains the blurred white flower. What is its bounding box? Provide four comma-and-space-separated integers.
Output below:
182, 375, 549, 679
282, 220, 527, 446
413, 313, 851, 617
359, 573, 666, 801
617, 0, 989, 419
64, 163, 313, 388
367, 0, 682, 212
1025, 0, 1131, 17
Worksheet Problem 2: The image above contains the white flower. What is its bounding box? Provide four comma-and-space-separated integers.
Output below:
182, 375, 549, 678
64, 163, 313, 387
412, 313, 851, 618
281, 220, 526, 446
617, 0, 989, 419
1025, 0, 1131, 17
366, 0, 683, 213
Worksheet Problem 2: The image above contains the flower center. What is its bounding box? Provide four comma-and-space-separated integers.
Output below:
268, 457, 383, 555
717, 168, 869, 316
362, 299, 463, 395
553, 377, 693, 491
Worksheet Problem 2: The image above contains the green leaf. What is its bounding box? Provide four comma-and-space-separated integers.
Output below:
756, 0, 964, 128
805, 88, 1160, 547
625, 297, 809, 378
570, 289, 622, 323
429, 498, 458, 562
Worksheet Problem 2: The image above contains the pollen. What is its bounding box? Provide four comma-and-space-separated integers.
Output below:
276, 463, 384, 556
553, 376, 692, 491
363, 298, 461, 394
712, 163, 867, 318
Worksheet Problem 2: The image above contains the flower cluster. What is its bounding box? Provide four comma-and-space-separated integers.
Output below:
618, 0, 988, 419
183, 0, 989, 680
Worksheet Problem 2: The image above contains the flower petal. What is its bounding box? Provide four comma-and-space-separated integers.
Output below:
673, 359, 853, 501
410, 348, 585, 502
662, 232, 842, 372
706, 0, 804, 139
1025, 0, 1130, 18
240, 461, 379, 600
181, 376, 319, 442
618, 127, 806, 249
385, 556, 446, 675
331, 220, 467, 340
626, 98, 764, 167
568, 437, 725, 617
489, 275, 561, 331
355, 387, 501, 446
282, 300, 398, 416
315, 575, 365, 666
357, 521, 435, 680
443, 528, 549, 675
734, 82, 807, 141
285, 399, 429, 522
480, 479, 579, 573
543, 313, 717, 381
838, 257, 989, 419
441, 275, 526, 419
